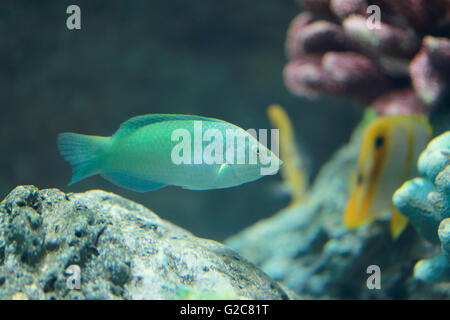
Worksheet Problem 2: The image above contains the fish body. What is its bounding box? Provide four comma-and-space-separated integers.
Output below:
58, 114, 281, 191
267, 104, 308, 204
344, 114, 432, 238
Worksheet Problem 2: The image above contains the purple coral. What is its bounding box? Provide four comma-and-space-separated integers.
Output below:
284, 0, 450, 115
410, 36, 450, 106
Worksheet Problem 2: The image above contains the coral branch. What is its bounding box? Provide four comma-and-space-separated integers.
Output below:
284, 0, 450, 115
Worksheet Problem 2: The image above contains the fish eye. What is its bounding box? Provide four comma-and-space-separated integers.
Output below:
374, 135, 384, 149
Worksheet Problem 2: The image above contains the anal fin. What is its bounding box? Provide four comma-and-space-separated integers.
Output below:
181, 185, 215, 190
101, 172, 166, 192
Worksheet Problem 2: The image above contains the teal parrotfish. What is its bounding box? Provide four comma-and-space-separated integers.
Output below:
58, 114, 282, 191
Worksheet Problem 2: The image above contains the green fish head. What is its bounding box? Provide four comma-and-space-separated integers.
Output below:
220, 136, 282, 186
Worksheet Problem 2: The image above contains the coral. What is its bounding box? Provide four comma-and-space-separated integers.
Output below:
393, 131, 450, 282
413, 219, 450, 282
285, 0, 450, 115
226, 117, 450, 299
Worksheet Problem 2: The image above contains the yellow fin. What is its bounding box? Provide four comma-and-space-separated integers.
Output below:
344, 179, 375, 228
390, 208, 408, 239
267, 104, 308, 205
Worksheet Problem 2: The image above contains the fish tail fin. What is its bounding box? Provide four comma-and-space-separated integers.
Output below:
390, 208, 408, 239
57, 133, 111, 185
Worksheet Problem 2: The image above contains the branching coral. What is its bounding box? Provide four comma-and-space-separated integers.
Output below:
393, 131, 450, 282
284, 0, 450, 115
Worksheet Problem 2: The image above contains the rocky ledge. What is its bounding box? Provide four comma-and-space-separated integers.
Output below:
0, 186, 295, 300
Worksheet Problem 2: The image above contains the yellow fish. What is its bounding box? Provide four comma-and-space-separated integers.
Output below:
344, 114, 432, 238
267, 104, 308, 205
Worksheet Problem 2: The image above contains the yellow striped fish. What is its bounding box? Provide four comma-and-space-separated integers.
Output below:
267, 104, 308, 205
344, 115, 432, 238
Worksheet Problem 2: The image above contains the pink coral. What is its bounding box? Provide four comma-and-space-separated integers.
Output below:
371, 89, 428, 115
410, 36, 450, 106
284, 0, 450, 115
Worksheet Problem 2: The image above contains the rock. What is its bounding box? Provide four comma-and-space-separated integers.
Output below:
226, 125, 450, 299
0, 186, 295, 300
394, 131, 450, 283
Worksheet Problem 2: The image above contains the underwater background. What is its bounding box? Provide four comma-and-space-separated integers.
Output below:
1, 0, 449, 300
1, 0, 361, 240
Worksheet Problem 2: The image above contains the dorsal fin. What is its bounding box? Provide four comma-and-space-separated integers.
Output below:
114, 114, 222, 138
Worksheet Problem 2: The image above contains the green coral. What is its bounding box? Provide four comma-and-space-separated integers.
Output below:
393, 131, 450, 282
414, 218, 450, 282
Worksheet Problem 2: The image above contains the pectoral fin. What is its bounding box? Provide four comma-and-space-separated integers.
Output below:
218, 163, 230, 175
